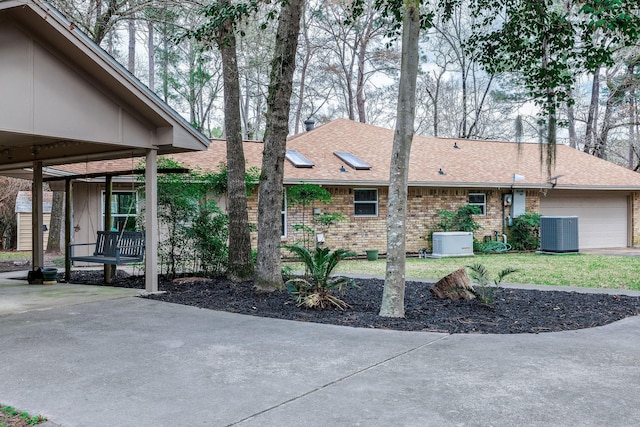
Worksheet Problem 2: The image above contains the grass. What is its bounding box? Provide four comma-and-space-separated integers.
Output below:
0, 252, 31, 261
0, 405, 47, 427
320, 253, 640, 290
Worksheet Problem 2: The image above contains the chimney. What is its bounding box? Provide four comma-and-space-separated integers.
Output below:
304, 119, 316, 132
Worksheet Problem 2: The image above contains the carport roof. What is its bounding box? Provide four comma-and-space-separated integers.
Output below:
0, 0, 209, 178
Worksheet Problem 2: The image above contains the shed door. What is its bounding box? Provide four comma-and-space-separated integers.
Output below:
539, 191, 629, 249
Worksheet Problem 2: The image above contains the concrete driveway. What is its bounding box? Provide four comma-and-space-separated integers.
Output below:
1, 282, 639, 427
0, 272, 142, 317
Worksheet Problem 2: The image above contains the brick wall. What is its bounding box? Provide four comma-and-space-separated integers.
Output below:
245, 186, 544, 255
247, 187, 640, 251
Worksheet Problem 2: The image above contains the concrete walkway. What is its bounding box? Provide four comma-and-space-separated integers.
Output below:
1, 273, 639, 426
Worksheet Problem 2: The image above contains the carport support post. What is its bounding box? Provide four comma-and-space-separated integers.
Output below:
104, 176, 113, 284
32, 161, 44, 270
64, 179, 73, 282
145, 149, 158, 293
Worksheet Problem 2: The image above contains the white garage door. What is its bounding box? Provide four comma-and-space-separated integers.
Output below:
539, 191, 629, 249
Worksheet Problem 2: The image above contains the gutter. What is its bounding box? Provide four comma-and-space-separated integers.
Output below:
283, 179, 640, 191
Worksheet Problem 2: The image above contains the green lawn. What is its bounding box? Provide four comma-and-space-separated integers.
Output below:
327, 253, 640, 290
0, 252, 30, 261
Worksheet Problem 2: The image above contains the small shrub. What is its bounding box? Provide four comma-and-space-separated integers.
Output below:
510, 212, 541, 251
466, 263, 519, 305
284, 245, 358, 310
437, 205, 482, 233
190, 204, 229, 276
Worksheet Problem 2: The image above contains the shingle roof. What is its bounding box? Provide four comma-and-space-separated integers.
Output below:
53, 119, 640, 190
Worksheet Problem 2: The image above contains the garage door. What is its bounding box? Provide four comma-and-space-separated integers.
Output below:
539, 191, 629, 249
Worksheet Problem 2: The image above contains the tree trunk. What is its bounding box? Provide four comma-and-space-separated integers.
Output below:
46, 191, 64, 254
294, 3, 311, 134
255, 0, 305, 290
148, 20, 155, 91
217, 4, 254, 281
93, 0, 119, 45
630, 87, 637, 169
567, 96, 577, 148
379, 1, 420, 318
584, 69, 600, 154
127, 6, 136, 74
430, 268, 475, 300
356, 36, 367, 123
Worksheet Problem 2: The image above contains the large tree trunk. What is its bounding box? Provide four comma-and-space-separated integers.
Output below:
255, 0, 305, 290
379, 1, 420, 318
46, 191, 64, 253
217, 3, 254, 281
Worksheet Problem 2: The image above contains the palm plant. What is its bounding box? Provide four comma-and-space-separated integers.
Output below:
466, 263, 519, 305
284, 244, 357, 310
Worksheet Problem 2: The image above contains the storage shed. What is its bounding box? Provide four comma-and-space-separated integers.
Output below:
15, 191, 53, 251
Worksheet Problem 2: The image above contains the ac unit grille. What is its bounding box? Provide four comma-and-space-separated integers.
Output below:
540, 216, 579, 252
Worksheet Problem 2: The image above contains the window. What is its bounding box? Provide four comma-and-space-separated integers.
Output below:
286, 149, 314, 168
468, 193, 486, 216
354, 189, 378, 216
334, 152, 371, 170
102, 191, 138, 231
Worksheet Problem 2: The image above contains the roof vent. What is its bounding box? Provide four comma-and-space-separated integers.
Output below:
304, 119, 316, 131
333, 152, 371, 170
286, 149, 314, 168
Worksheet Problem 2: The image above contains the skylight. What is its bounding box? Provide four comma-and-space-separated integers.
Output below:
286, 149, 314, 168
333, 152, 371, 170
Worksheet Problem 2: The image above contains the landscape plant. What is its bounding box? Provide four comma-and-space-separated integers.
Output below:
139, 158, 230, 277
466, 263, 519, 305
287, 183, 332, 249
510, 212, 541, 251
189, 203, 229, 276
437, 205, 482, 232
284, 244, 358, 310
432, 204, 483, 252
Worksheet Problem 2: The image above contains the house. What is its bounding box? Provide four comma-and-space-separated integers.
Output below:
46, 119, 640, 254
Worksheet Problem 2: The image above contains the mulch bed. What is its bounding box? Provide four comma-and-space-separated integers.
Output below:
65, 270, 640, 334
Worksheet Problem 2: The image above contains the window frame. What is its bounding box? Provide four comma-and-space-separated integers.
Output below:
101, 190, 138, 231
354, 188, 378, 217
468, 192, 487, 216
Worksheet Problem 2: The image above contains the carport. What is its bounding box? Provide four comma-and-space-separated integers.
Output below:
0, 0, 210, 292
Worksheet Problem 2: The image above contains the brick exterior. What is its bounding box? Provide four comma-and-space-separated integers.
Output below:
246, 186, 547, 255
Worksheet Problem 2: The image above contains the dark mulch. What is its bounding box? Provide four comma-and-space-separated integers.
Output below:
65, 269, 640, 334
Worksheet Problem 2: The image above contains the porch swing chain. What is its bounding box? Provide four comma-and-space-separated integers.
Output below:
113, 153, 137, 240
